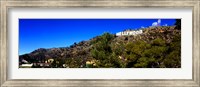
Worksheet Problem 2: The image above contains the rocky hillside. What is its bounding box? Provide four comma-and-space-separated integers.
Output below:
19, 25, 181, 68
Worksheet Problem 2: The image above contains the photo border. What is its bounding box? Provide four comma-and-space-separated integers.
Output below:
0, 0, 199, 86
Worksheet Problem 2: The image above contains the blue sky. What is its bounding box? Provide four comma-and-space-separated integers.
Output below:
19, 19, 176, 55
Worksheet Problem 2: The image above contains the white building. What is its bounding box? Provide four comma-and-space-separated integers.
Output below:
116, 30, 143, 36
152, 19, 161, 26
20, 63, 33, 68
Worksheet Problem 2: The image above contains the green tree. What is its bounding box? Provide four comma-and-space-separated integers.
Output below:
90, 32, 117, 67
175, 19, 181, 30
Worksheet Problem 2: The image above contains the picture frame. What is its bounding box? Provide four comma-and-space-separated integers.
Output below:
0, 0, 199, 86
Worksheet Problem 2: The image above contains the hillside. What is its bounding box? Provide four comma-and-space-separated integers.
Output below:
19, 26, 181, 68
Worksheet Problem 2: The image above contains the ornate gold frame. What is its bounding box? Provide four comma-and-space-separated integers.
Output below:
0, 0, 199, 86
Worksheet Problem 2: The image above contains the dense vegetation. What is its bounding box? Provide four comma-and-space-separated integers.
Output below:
87, 28, 181, 68
19, 20, 181, 68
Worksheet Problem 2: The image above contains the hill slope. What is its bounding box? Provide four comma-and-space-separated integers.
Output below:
19, 26, 181, 68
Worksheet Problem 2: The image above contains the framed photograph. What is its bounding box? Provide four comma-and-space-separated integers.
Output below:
1, 0, 199, 86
